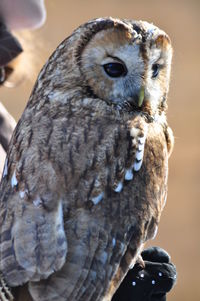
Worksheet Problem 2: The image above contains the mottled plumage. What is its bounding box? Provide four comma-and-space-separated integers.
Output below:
0, 17, 174, 301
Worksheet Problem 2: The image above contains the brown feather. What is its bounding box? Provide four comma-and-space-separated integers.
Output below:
0, 17, 173, 301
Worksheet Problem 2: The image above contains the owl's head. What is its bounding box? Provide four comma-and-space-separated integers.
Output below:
37, 18, 172, 117
77, 18, 172, 115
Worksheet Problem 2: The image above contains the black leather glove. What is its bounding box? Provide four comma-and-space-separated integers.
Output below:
112, 247, 177, 301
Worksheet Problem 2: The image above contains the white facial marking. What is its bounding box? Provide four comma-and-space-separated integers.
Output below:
91, 192, 104, 205
125, 169, 134, 180
2, 158, 8, 178
114, 182, 123, 193
152, 280, 156, 285
11, 170, 18, 187
111, 43, 144, 102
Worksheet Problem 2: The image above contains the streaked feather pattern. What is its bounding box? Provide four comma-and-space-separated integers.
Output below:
0, 17, 173, 301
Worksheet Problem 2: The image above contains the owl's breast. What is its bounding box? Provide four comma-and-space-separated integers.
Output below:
92, 118, 170, 243
123, 120, 169, 240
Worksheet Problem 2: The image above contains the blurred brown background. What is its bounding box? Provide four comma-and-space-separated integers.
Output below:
1, 0, 200, 300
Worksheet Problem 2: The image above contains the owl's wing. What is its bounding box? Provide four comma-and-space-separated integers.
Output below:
27, 113, 151, 301
0, 111, 147, 288
0, 109, 167, 295
79, 114, 149, 204
0, 176, 67, 287
29, 112, 168, 301
0, 128, 67, 287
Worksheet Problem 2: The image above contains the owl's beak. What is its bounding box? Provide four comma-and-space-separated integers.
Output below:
124, 85, 145, 111
138, 86, 145, 107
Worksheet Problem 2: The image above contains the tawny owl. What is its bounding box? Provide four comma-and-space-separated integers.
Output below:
0, 17, 174, 301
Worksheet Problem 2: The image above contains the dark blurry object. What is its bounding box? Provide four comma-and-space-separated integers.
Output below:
0, 22, 23, 87
112, 247, 177, 301
0, 66, 14, 86
0, 22, 23, 67
0, 102, 16, 152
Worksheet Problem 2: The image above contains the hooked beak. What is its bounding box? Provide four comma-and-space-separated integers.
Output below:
121, 85, 145, 112
138, 86, 145, 107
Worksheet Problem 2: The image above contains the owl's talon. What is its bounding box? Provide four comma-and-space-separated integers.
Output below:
135, 255, 146, 270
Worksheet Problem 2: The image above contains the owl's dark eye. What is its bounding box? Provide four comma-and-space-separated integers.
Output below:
152, 64, 160, 78
103, 62, 127, 78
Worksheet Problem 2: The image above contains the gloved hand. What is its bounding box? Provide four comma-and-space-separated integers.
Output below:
112, 247, 177, 301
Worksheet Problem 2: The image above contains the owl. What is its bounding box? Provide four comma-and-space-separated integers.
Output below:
0, 17, 174, 301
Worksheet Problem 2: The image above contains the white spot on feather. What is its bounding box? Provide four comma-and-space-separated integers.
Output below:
152, 280, 156, 285
2, 158, 8, 178
114, 182, 123, 193
100, 251, 108, 265
133, 160, 142, 171
19, 190, 26, 199
138, 144, 144, 151
48, 90, 65, 101
130, 127, 140, 138
132, 281, 136, 286
82, 98, 91, 106
91, 192, 104, 205
33, 197, 42, 207
112, 238, 116, 247
135, 149, 144, 161
57, 202, 63, 220
138, 136, 145, 144
11, 170, 18, 187
56, 202, 65, 233
125, 169, 134, 180
19, 191, 25, 199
